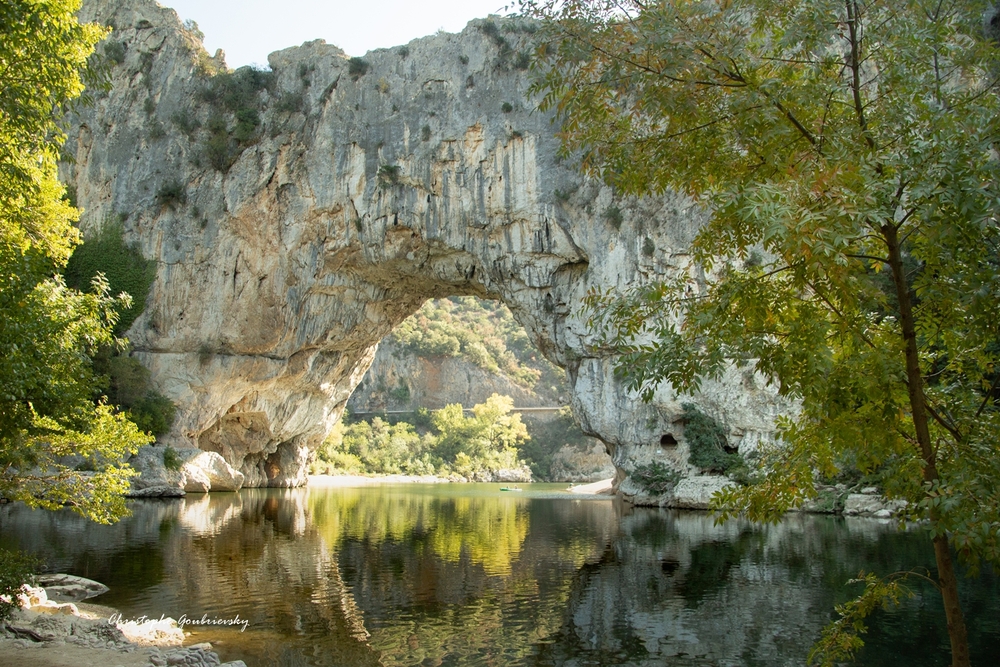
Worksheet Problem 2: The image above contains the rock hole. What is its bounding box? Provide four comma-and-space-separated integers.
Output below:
660, 558, 680, 575
660, 433, 678, 448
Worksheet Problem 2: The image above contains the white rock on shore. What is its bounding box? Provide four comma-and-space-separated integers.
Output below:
129, 446, 245, 494
843, 492, 907, 517
2, 582, 242, 667
34, 574, 109, 603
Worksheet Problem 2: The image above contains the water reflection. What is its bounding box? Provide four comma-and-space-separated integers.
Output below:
0, 485, 996, 666
309, 487, 536, 577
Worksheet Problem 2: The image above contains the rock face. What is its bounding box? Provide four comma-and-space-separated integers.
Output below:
129, 445, 244, 492
65, 0, 788, 497
843, 491, 907, 517
549, 442, 616, 483
347, 340, 551, 412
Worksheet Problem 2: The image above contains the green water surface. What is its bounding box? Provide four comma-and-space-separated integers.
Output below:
1, 483, 997, 666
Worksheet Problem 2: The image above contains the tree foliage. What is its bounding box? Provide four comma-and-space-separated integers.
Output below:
390, 296, 564, 393
433, 394, 530, 461
313, 395, 531, 478
523, 0, 1000, 664
0, 548, 38, 620
0, 0, 152, 524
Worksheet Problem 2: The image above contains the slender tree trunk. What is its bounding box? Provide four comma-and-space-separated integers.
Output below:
884, 223, 971, 667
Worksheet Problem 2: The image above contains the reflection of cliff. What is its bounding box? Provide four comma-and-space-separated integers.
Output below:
533, 512, 831, 665
1, 494, 380, 666
530, 511, 992, 666
165, 490, 379, 665
4, 491, 995, 666
0, 501, 174, 605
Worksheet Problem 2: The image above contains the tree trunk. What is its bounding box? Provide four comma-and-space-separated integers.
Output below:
884, 223, 970, 667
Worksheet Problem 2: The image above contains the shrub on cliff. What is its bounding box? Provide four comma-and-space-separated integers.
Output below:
64, 219, 156, 335
682, 403, 743, 475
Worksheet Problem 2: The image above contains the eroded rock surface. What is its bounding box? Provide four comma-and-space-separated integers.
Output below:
66, 0, 789, 498
129, 445, 244, 492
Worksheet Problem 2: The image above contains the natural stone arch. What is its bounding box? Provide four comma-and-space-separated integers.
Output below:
66, 0, 788, 496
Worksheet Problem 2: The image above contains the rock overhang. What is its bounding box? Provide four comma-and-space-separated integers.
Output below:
66, 0, 789, 499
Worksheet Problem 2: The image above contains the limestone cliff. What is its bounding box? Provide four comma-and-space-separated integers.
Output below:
64, 0, 790, 497
348, 340, 550, 413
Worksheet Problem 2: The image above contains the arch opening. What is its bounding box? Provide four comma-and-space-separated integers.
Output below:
336, 296, 613, 482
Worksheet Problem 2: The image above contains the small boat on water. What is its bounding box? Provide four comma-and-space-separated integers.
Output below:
500, 486, 522, 492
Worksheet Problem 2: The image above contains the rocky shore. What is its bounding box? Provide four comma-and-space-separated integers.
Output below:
619, 473, 908, 516
0, 576, 246, 667
133, 470, 907, 519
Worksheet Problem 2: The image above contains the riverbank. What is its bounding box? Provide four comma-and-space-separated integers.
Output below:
307, 473, 454, 486
0, 582, 245, 667
308, 474, 619, 495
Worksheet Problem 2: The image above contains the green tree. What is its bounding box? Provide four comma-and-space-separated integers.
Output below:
1, 0, 152, 525
432, 394, 530, 462
340, 417, 437, 475
523, 1, 1000, 665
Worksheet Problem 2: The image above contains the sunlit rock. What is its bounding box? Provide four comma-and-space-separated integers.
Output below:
35, 574, 110, 603
843, 493, 907, 517
68, 0, 790, 499
177, 492, 245, 535
182, 451, 246, 492
116, 616, 185, 646
130, 445, 244, 492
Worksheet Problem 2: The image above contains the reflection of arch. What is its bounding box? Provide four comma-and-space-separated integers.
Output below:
325, 550, 371, 643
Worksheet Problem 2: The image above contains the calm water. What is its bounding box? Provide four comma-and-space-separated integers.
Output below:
1, 484, 997, 666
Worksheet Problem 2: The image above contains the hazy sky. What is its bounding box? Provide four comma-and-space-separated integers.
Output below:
163, 0, 513, 69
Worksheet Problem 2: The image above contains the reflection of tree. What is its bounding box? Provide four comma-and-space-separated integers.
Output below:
429, 496, 528, 576
676, 531, 764, 606
310, 488, 530, 576
531, 511, 1000, 666
0, 501, 173, 604
16, 490, 987, 666
315, 487, 616, 667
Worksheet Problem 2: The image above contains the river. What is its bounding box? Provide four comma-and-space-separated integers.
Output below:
1, 483, 997, 666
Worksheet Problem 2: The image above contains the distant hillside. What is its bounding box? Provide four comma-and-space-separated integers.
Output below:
349, 297, 568, 412
347, 298, 614, 482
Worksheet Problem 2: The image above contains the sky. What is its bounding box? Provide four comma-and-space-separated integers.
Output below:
162, 0, 514, 69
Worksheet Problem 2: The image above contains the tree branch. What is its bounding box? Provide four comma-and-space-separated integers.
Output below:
846, 0, 876, 151
925, 399, 963, 443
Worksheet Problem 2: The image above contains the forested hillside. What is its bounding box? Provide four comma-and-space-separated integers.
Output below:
389, 297, 567, 401
343, 297, 613, 481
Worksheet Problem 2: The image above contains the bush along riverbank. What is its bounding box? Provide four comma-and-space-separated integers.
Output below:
623, 405, 908, 517
313, 394, 533, 482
